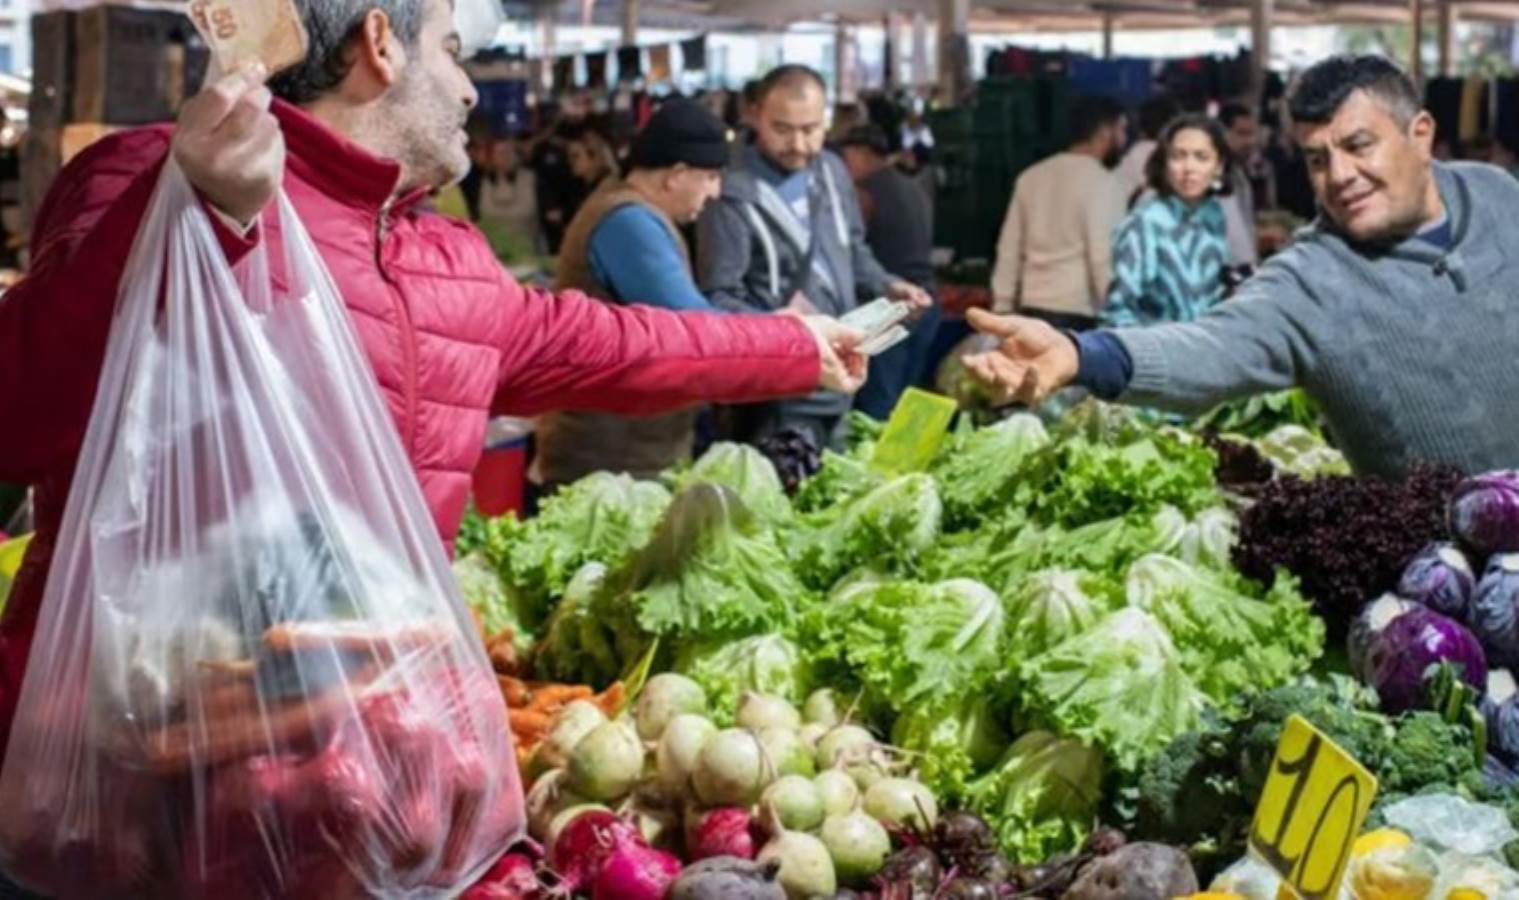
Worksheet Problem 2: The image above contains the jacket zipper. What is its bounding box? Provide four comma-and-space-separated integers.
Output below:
375, 201, 420, 454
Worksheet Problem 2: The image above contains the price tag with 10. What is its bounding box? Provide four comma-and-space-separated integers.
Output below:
1248, 714, 1379, 900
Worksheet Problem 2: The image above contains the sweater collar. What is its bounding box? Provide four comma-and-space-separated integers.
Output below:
272, 99, 422, 214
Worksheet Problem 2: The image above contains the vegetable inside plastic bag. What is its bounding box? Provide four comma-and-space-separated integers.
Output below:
0, 161, 522, 898
1381, 795, 1519, 858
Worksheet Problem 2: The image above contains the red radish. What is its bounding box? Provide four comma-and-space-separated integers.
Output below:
462, 852, 543, 899
547, 809, 645, 892
591, 845, 682, 900
687, 807, 759, 861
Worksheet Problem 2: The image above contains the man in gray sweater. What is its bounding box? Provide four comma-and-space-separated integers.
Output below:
964, 54, 1519, 478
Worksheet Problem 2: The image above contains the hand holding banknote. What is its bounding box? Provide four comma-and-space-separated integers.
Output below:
174, 0, 309, 226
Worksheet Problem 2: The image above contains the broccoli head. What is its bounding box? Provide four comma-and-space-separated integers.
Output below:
1234, 680, 1393, 800
1378, 712, 1483, 797
1133, 719, 1250, 858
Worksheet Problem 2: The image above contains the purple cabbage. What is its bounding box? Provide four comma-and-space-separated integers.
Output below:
1396, 542, 1477, 619
1484, 670, 1519, 769
1367, 605, 1487, 713
1470, 554, 1519, 669
1450, 471, 1519, 558
1347, 593, 1419, 683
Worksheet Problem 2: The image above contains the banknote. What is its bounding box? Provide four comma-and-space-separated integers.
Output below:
189, 0, 309, 77
841, 298, 912, 340
857, 325, 910, 358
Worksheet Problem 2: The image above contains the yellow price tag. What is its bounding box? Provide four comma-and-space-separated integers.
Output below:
0, 533, 33, 614
1248, 714, 1378, 900
870, 388, 957, 475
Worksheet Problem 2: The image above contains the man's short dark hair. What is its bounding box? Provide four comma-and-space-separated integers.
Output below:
757, 65, 827, 102
1217, 101, 1255, 129
1067, 95, 1126, 146
270, 0, 426, 105
1137, 95, 1181, 141
1287, 54, 1421, 127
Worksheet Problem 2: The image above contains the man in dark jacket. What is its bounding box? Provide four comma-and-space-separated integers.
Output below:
695, 65, 929, 446
837, 124, 942, 418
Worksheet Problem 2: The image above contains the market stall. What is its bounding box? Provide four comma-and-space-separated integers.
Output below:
451, 388, 1519, 898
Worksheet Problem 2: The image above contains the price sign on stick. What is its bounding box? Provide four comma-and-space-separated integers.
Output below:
870, 388, 957, 475
1248, 714, 1378, 900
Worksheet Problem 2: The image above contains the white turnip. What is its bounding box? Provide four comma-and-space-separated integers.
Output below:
636, 674, 708, 740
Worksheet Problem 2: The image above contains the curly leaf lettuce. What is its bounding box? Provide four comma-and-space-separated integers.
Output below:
931, 413, 1051, 527
453, 553, 538, 654
1012, 433, 1221, 530
624, 483, 804, 640
965, 730, 1105, 863
674, 634, 815, 726
1019, 607, 1208, 771
796, 474, 943, 590
673, 442, 793, 525
813, 578, 1005, 708
891, 693, 1009, 801
1002, 569, 1119, 658
1124, 554, 1324, 708
489, 472, 670, 608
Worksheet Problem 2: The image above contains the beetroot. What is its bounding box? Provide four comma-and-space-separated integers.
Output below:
687, 806, 761, 861
463, 851, 543, 899
547, 809, 645, 892
591, 844, 682, 900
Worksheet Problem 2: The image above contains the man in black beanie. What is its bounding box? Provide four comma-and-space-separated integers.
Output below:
537, 98, 737, 487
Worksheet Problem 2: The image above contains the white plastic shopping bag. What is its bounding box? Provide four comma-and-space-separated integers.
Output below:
0, 160, 523, 898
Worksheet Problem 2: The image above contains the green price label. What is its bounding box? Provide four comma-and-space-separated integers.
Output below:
1248, 714, 1378, 900
870, 388, 957, 475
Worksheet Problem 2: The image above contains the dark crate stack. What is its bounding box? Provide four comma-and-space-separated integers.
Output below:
929, 76, 1074, 266
22, 6, 211, 232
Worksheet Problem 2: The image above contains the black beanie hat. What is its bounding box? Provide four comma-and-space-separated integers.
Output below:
627, 99, 731, 171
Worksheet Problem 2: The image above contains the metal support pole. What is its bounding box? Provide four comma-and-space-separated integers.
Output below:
1437, 0, 1457, 78
936, 0, 969, 104
835, 22, 855, 102
621, 0, 638, 50
1101, 11, 1114, 60
1410, 0, 1426, 85
884, 14, 898, 91
912, 12, 930, 89
538, 3, 557, 93
1250, 0, 1273, 101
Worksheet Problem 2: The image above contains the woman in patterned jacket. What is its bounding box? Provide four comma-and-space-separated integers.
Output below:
1103, 115, 1233, 327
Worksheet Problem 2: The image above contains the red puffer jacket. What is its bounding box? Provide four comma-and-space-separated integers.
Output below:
0, 100, 820, 755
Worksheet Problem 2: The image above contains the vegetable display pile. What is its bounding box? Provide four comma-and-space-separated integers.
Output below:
455, 402, 1519, 898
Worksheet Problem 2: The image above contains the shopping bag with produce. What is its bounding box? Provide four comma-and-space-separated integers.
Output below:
0, 158, 523, 898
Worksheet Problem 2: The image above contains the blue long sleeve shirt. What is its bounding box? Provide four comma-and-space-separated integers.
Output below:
588, 205, 716, 311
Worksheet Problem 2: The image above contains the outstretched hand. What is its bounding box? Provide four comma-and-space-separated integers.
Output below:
960, 308, 1080, 407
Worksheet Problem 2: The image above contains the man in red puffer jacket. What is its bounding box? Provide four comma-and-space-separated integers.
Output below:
0, 0, 863, 766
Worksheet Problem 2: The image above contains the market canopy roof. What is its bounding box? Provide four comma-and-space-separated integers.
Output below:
508, 0, 1519, 32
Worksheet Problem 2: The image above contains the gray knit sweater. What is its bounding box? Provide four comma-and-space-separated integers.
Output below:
1116, 161, 1519, 477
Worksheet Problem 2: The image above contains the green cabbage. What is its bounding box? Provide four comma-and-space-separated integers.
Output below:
453, 553, 538, 653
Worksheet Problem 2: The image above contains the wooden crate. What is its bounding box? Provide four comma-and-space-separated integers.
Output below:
28, 11, 74, 131
72, 5, 210, 125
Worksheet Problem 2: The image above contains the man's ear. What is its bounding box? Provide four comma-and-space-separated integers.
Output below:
1409, 109, 1437, 157
349, 8, 407, 95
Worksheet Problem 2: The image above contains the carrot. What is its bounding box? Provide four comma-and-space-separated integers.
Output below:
593, 682, 626, 718
497, 676, 533, 708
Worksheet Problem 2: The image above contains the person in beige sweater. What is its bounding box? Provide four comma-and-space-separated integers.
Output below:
991, 95, 1129, 330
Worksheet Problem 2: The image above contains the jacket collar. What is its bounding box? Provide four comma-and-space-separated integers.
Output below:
273, 99, 417, 214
